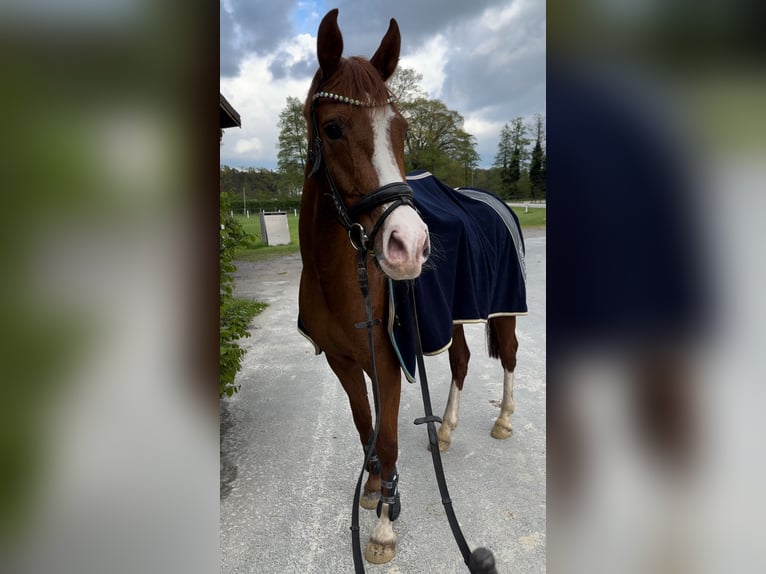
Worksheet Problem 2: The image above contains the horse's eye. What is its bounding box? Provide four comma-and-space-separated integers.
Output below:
324, 122, 343, 140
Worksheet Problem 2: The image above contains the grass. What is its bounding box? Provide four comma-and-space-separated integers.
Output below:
232, 204, 545, 260
509, 205, 547, 228
232, 212, 301, 261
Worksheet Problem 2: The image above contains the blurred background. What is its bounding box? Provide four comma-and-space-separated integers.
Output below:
0, 2, 218, 573
547, 0, 766, 572
0, 0, 764, 572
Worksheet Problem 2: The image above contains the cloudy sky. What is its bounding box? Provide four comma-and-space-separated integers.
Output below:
220, 0, 545, 171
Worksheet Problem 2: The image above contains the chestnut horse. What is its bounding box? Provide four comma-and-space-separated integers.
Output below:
298, 9, 520, 566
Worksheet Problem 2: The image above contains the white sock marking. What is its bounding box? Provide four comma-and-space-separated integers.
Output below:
499, 369, 515, 420
443, 380, 462, 430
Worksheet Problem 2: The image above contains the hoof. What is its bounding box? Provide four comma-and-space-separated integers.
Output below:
434, 426, 453, 452
491, 420, 513, 440
364, 539, 396, 564
427, 438, 451, 452
360, 489, 380, 510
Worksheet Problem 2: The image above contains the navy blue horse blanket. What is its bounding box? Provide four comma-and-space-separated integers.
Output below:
388, 171, 527, 382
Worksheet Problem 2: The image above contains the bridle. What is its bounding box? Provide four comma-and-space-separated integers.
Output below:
306, 88, 497, 574
307, 90, 416, 254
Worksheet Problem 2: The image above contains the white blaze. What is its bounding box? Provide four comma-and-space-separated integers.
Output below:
368, 105, 429, 281
369, 106, 401, 186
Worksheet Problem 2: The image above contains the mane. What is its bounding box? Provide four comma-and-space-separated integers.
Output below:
304, 57, 392, 119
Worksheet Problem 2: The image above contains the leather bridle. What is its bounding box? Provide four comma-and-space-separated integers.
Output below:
307, 91, 416, 254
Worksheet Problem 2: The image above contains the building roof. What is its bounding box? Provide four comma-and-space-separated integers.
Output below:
220, 93, 241, 129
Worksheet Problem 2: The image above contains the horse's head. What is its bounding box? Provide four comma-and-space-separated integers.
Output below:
305, 9, 430, 280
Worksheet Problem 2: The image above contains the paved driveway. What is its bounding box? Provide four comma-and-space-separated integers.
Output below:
221, 230, 546, 574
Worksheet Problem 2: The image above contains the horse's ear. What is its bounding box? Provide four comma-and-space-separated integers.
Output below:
370, 18, 401, 82
317, 9, 343, 81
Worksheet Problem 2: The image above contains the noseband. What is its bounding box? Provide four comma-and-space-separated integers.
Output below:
308, 90, 415, 253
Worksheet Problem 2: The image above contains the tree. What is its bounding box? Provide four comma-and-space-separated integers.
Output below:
220, 166, 281, 212
276, 96, 307, 197
528, 114, 546, 200
492, 123, 514, 199
387, 67, 426, 104
492, 117, 530, 199
402, 97, 479, 184
528, 141, 544, 200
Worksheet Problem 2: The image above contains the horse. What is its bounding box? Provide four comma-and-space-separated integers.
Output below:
298, 9, 522, 566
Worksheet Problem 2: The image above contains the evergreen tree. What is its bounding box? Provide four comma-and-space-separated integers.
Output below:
528, 113, 546, 199
529, 141, 544, 199
508, 144, 522, 199
507, 117, 530, 199
492, 123, 514, 199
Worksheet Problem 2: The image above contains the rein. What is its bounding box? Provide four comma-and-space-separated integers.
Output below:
310, 89, 496, 574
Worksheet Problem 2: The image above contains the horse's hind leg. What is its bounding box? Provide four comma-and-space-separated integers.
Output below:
436, 324, 470, 452
488, 316, 519, 440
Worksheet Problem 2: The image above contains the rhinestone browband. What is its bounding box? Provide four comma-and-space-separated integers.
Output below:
312, 91, 396, 107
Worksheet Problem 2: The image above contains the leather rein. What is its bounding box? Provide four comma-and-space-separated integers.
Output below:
308, 90, 497, 574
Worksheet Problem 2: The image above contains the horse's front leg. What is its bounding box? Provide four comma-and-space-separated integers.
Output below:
325, 354, 381, 508
363, 355, 402, 565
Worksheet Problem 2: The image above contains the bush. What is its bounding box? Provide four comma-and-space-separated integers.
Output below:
220, 192, 266, 397
220, 298, 266, 397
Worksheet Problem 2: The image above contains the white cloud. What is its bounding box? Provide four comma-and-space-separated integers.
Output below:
464, 114, 506, 143
479, 1, 522, 34
220, 34, 316, 170
233, 138, 264, 155
464, 114, 507, 165
399, 34, 449, 99
281, 32, 315, 66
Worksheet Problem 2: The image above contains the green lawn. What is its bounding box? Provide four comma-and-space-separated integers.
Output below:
510, 205, 547, 228
232, 205, 545, 260
232, 213, 301, 261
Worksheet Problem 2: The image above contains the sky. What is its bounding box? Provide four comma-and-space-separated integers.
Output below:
220, 0, 545, 171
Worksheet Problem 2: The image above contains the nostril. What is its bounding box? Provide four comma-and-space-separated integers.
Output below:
421, 233, 431, 260
387, 231, 407, 262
